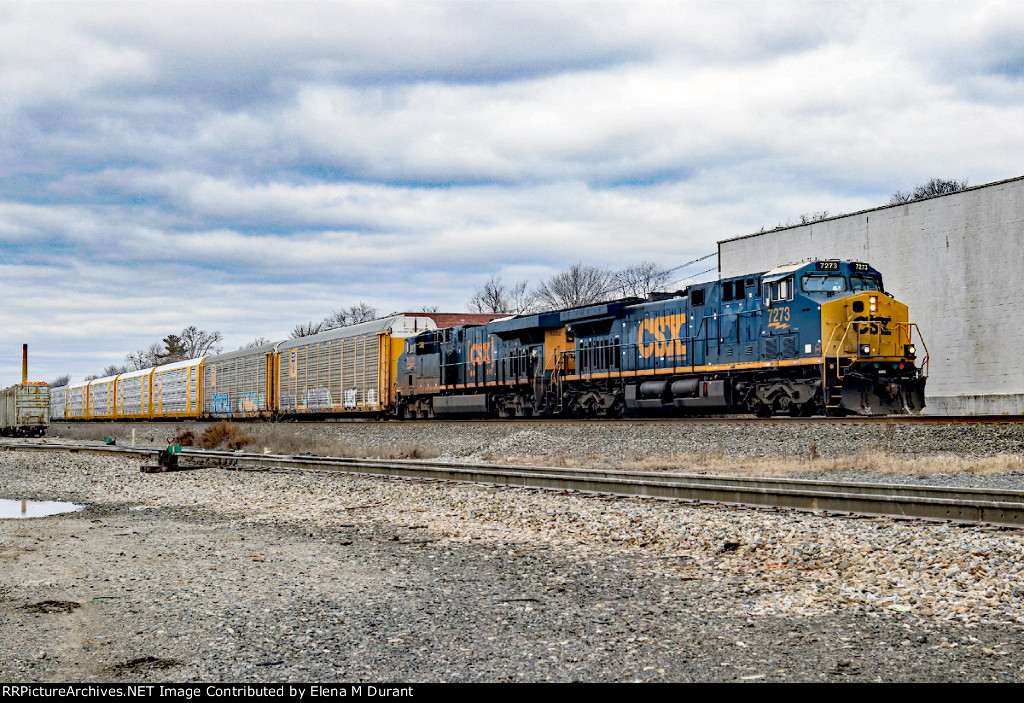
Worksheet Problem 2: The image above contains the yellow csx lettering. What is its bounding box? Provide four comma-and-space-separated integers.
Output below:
768, 307, 791, 330
638, 314, 687, 359
470, 342, 492, 365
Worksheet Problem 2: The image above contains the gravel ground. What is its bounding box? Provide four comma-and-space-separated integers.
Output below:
3, 443, 1024, 682
52, 419, 1024, 489
54, 419, 1024, 460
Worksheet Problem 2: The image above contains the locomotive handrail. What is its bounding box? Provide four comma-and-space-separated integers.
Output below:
563, 309, 768, 378
824, 321, 854, 380
823, 319, 929, 394
897, 322, 930, 378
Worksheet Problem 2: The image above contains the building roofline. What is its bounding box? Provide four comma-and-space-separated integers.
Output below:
718, 174, 1024, 247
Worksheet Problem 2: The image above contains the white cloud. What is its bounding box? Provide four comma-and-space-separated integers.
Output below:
1, 1, 1023, 384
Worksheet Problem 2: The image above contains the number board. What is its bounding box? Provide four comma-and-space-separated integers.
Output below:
815, 261, 840, 271
851, 262, 870, 272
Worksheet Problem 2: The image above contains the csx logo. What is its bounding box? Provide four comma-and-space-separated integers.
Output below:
638, 314, 687, 359
470, 342, 493, 365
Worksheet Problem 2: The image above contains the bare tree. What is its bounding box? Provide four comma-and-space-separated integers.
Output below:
121, 326, 223, 372
322, 302, 378, 330
532, 263, 615, 312
291, 321, 324, 338
102, 364, 128, 377
614, 262, 673, 298
49, 374, 70, 388
180, 325, 224, 358
239, 337, 272, 350
468, 275, 531, 314
889, 178, 968, 205
419, 305, 440, 313
125, 342, 165, 370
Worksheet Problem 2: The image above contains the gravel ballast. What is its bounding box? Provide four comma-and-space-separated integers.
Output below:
3, 439, 1024, 682
54, 419, 1024, 462
53, 419, 1024, 489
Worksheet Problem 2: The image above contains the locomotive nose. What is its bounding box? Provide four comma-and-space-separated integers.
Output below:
819, 290, 927, 415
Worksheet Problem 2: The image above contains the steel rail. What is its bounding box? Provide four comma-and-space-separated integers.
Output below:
48, 415, 1024, 426
3, 442, 1023, 528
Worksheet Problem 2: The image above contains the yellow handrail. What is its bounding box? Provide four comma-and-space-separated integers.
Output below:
895, 322, 929, 377
824, 319, 929, 383
824, 320, 859, 381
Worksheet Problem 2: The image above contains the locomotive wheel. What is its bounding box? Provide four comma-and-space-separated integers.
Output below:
790, 401, 815, 418
754, 404, 773, 419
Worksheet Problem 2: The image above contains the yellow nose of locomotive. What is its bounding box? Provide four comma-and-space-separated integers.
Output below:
820, 292, 926, 414
821, 292, 914, 360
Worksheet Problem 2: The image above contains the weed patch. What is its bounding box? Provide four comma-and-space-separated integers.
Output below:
199, 421, 253, 450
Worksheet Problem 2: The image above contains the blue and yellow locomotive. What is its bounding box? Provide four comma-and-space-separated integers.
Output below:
396, 260, 927, 418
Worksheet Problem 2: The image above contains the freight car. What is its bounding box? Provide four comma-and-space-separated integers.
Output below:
53, 313, 492, 421
396, 260, 927, 418
51, 262, 926, 422
0, 383, 49, 436
2, 345, 49, 436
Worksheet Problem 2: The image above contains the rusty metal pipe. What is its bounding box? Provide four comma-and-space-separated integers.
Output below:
22, 344, 27, 384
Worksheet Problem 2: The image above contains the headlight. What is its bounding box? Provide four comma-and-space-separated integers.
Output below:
859, 343, 872, 356
869, 296, 878, 313
904, 344, 916, 359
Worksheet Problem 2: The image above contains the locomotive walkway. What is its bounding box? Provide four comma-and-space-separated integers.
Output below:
4, 441, 1024, 529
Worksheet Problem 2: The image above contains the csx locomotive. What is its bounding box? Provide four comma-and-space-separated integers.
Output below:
52, 260, 927, 421
396, 260, 927, 418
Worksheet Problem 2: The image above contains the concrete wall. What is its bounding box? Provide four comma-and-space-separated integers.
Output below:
717, 176, 1024, 415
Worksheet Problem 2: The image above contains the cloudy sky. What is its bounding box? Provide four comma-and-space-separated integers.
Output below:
2, 0, 1023, 384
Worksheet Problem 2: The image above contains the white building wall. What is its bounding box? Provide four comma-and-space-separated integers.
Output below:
718, 176, 1024, 415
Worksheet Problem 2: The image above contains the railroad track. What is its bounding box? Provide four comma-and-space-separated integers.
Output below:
49, 415, 1024, 428
3, 441, 1024, 529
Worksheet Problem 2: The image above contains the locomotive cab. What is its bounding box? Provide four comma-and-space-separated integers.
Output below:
793, 261, 926, 414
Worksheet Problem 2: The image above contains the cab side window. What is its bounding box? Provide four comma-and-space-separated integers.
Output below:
763, 276, 794, 305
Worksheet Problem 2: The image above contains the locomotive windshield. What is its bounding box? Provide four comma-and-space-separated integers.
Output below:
850, 274, 882, 292
801, 274, 847, 293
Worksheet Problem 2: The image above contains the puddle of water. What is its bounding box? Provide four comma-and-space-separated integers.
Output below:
0, 499, 83, 519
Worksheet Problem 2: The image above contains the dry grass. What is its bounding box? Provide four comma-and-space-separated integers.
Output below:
197, 421, 254, 451
53, 424, 120, 442
48, 421, 1023, 476
51, 421, 439, 460
238, 425, 438, 460
246, 424, 356, 456
495, 451, 1024, 478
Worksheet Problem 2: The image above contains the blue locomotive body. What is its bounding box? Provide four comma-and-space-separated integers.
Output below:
397, 260, 927, 418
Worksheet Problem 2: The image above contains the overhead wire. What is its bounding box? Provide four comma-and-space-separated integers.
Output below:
589, 251, 721, 300
657, 251, 717, 277
664, 265, 718, 290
